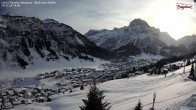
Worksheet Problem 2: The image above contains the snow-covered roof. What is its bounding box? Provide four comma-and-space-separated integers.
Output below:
12, 100, 21, 105
7, 90, 14, 95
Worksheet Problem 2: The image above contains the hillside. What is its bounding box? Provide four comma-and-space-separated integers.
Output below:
0, 14, 111, 69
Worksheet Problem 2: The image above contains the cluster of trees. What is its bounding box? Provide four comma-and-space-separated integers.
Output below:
78, 55, 94, 62
20, 37, 30, 56
154, 52, 196, 69
138, 52, 196, 74
16, 55, 28, 68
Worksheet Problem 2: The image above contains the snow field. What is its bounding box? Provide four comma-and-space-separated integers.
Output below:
12, 65, 196, 110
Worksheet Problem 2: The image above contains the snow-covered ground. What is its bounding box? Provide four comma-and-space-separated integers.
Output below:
12, 65, 196, 110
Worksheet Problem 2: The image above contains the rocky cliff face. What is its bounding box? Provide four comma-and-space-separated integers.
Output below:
0, 14, 111, 68
85, 18, 177, 56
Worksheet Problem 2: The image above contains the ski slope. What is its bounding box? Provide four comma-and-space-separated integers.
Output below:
12, 65, 196, 110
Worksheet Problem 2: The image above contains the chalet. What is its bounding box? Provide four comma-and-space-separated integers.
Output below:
2, 95, 8, 100
135, 71, 143, 75
24, 99, 32, 104
36, 97, 46, 103
60, 89, 66, 93
13, 87, 25, 93
161, 68, 168, 74
36, 86, 42, 91
3, 98, 10, 103
4, 102, 13, 109
12, 99, 21, 105
46, 91, 55, 96
1, 92, 7, 96
7, 90, 15, 96
41, 92, 48, 97
18, 93, 23, 97
9, 96, 17, 101
58, 82, 67, 86
31, 89, 38, 96
24, 91, 32, 98
72, 84, 80, 88
35, 93, 41, 98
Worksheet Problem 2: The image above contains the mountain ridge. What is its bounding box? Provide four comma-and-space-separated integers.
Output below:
85, 18, 177, 56
0, 14, 112, 69
175, 34, 196, 52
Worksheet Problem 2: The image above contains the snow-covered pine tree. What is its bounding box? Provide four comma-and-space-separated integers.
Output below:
80, 81, 111, 110
186, 59, 191, 66
189, 63, 194, 78
134, 100, 142, 110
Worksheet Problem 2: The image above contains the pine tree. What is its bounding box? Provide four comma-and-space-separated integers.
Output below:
186, 59, 191, 66
132, 67, 136, 73
134, 100, 142, 110
80, 81, 111, 110
80, 85, 84, 90
189, 63, 194, 78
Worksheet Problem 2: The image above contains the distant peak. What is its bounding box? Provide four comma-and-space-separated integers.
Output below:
42, 18, 58, 24
85, 29, 108, 36
6, 12, 14, 16
129, 18, 149, 27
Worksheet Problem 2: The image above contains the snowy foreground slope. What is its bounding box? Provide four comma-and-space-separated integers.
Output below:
12, 65, 196, 110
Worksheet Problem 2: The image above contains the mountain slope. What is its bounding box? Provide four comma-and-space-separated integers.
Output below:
176, 35, 196, 52
85, 19, 176, 56
0, 14, 111, 69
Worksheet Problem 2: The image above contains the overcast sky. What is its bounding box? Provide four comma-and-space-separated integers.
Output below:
0, 0, 196, 40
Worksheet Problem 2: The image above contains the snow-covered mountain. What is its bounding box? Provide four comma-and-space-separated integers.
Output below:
0, 14, 111, 69
176, 35, 196, 52
85, 19, 176, 56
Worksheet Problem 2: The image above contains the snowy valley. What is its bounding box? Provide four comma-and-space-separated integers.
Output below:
0, 13, 196, 110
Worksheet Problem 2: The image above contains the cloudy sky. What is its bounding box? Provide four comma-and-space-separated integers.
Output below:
0, 0, 196, 40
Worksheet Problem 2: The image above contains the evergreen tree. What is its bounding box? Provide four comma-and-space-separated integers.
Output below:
80, 81, 111, 110
2, 52, 7, 61
132, 67, 136, 73
80, 85, 84, 90
134, 100, 142, 110
189, 63, 194, 78
186, 59, 191, 66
